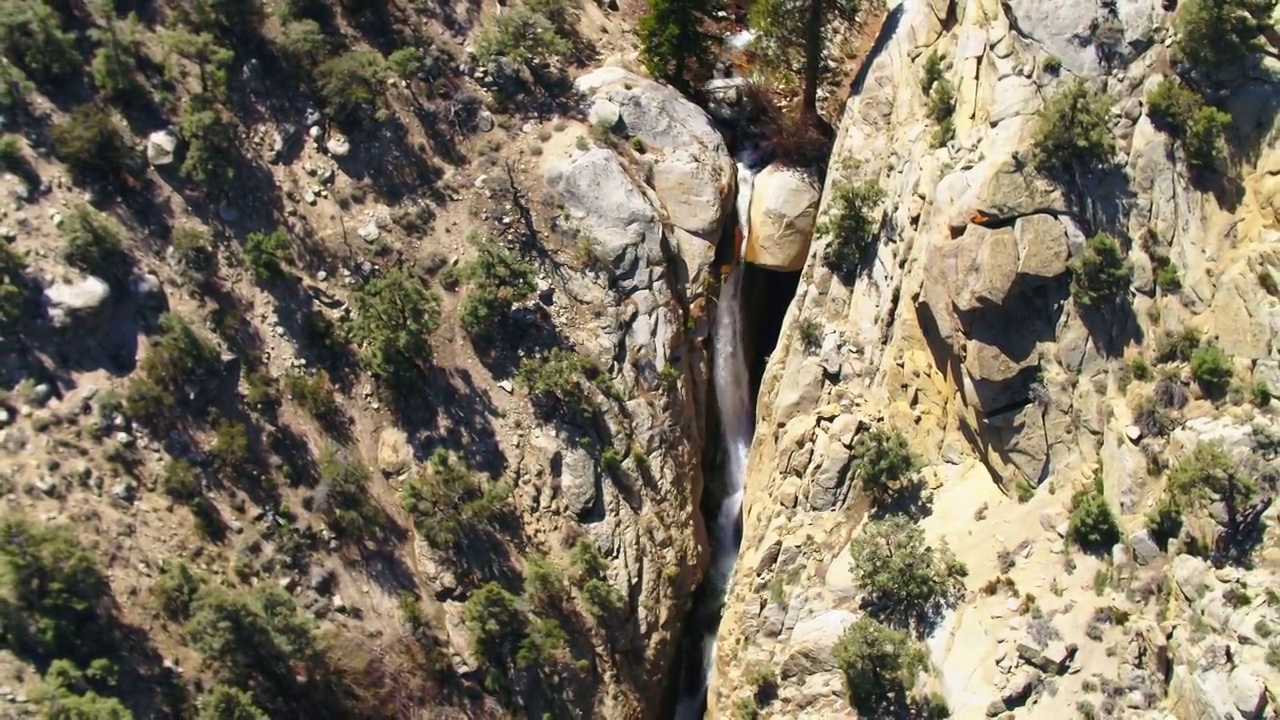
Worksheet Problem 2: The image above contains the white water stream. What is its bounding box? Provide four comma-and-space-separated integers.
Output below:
673, 155, 759, 719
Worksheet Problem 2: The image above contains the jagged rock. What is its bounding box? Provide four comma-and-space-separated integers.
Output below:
587, 99, 620, 129
557, 445, 597, 517
574, 67, 733, 239
745, 164, 820, 272
1013, 214, 1070, 280
1001, 669, 1042, 707
778, 609, 857, 678
146, 130, 178, 166
1129, 529, 1161, 565
1002, 0, 1104, 76
376, 427, 412, 477
1016, 641, 1077, 674
357, 220, 380, 243
1172, 554, 1213, 603
42, 276, 112, 330
1229, 667, 1267, 719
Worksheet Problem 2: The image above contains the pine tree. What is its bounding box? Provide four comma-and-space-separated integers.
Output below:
637, 0, 720, 90
751, 0, 881, 119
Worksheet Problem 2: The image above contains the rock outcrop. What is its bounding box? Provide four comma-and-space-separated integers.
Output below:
711, 0, 1280, 716
745, 164, 822, 272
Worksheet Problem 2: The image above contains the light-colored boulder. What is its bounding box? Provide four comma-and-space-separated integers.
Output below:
146, 130, 178, 166
574, 67, 733, 238
745, 164, 821, 272
1172, 554, 1214, 603
43, 276, 112, 329
1229, 666, 1267, 719
779, 609, 857, 678
376, 426, 412, 477
1002, 0, 1104, 77
1013, 214, 1070, 280
326, 134, 351, 157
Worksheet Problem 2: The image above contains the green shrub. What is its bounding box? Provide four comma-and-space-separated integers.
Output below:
35, 661, 132, 719
475, 5, 572, 69
178, 0, 264, 36
1031, 80, 1115, 174
637, 0, 718, 88
171, 225, 216, 284
1070, 233, 1132, 307
1068, 475, 1120, 552
184, 583, 315, 691
1155, 262, 1181, 292
0, 0, 79, 83
0, 517, 110, 662
283, 369, 341, 424
1, 242, 28, 335
1174, 0, 1275, 76
125, 313, 220, 421
1130, 357, 1153, 382
50, 104, 134, 187
1146, 497, 1183, 548
464, 582, 524, 660
161, 459, 201, 501
90, 15, 142, 102
208, 416, 251, 479
1167, 442, 1256, 512
154, 561, 203, 620
1042, 54, 1062, 74
243, 229, 290, 281
821, 179, 885, 277
569, 539, 622, 617
0, 134, 21, 170
198, 684, 268, 720
515, 616, 566, 669
600, 446, 624, 477
400, 449, 508, 548
348, 268, 442, 391
178, 96, 238, 200
833, 616, 928, 716
517, 347, 595, 419
523, 554, 565, 608
60, 205, 131, 285
1252, 381, 1272, 407
1189, 340, 1232, 395
848, 516, 966, 627
458, 242, 536, 342
920, 50, 944, 93
850, 427, 919, 505
1157, 327, 1202, 363
1256, 267, 1279, 297
795, 316, 822, 353
159, 29, 234, 96
315, 444, 381, 540
1146, 77, 1231, 168
315, 50, 387, 121
386, 47, 423, 79
278, 19, 331, 66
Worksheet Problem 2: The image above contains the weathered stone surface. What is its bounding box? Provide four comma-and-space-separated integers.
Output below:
1129, 529, 1161, 565
1013, 214, 1070, 280
376, 426, 412, 477
1016, 640, 1077, 674
1172, 554, 1213, 603
146, 130, 178, 166
779, 610, 857, 678
745, 164, 821, 272
43, 276, 112, 329
1002, 0, 1104, 76
575, 68, 733, 239
936, 225, 1019, 312
558, 445, 597, 517
1229, 666, 1267, 719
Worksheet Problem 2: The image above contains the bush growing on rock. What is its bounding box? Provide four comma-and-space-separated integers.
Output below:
821, 178, 885, 278
50, 104, 135, 187
848, 515, 966, 628
347, 268, 441, 394
1174, 0, 1276, 76
920, 51, 955, 147
1146, 77, 1232, 169
1070, 233, 1131, 308
570, 539, 623, 618
61, 205, 132, 286
1167, 442, 1256, 515
400, 449, 509, 548
1189, 340, 1233, 396
851, 427, 919, 506
1156, 327, 1202, 363
1030, 80, 1115, 175
833, 616, 929, 716
517, 347, 596, 420
1068, 475, 1120, 553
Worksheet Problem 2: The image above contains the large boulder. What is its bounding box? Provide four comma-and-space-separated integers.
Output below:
574, 68, 734, 239
745, 164, 821, 272
42, 276, 112, 329
146, 130, 178, 167
1001, 0, 1105, 77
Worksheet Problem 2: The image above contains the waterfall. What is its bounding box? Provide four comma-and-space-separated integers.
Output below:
673, 155, 759, 720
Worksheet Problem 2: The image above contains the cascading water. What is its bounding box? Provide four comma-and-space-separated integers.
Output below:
672, 155, 759, 719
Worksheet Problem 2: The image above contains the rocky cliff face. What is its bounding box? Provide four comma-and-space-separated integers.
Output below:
713, 0, 1280, 716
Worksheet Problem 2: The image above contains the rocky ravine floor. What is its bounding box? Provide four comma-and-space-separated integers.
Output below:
711, 0, 1280, 717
